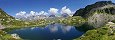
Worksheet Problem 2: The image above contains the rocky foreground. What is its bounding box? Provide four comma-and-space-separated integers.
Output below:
74, 22, 115, 40
73, 1, 115, 40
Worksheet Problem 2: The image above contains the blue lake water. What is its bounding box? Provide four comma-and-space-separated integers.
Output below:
9, 23, 84, 40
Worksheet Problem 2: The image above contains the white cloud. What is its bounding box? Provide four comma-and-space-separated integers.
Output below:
38, 11, 46, 15
16, 11, 26, 16
16, 11, 27, 19
48, 8, 58, 14
27, 11, 39, 17
61, 6, 73, 16
38, 11, 49, 16
38, 11, 44, 15
30, 11, 36, 15
15, 6, 75, 19
61, 6, 71, 14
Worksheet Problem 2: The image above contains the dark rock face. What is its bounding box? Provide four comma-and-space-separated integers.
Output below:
112, 10, 115, 14
38, 15, 47, 17
61, 13, 69, 17
73, 1, 115, 28
73, 1, 115, 18
49, 14, 56, 17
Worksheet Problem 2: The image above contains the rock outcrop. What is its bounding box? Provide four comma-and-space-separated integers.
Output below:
73, 1, 115, 28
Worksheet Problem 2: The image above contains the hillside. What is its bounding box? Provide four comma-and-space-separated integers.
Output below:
73, 1, 115, 40
73, 1, 115, 28
74, 22, 115, 40
0, 8, 14, 18
0, 8, 15, 27
73, 1, 115, 18
0, 9, 23, 40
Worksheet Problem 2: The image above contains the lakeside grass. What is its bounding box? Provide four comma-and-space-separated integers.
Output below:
0, 30, 22, 40
2, 16, 86, 31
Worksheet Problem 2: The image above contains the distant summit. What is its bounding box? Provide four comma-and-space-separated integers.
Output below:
49, 14, 56, 17
61, 13, 69, 17
73, 1, 115, 28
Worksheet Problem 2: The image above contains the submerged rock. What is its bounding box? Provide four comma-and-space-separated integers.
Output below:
0, 24, 5, 29
11, 33, 21, 39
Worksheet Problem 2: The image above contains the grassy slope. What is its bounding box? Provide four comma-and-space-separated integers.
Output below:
0, 30, 22, 40
3, 16, 86, 32
74, 22, 115, 40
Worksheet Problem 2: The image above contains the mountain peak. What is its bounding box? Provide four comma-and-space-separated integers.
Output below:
73, 1, 115, 18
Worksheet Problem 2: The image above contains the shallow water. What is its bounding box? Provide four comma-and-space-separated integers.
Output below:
9, 23, 84, 40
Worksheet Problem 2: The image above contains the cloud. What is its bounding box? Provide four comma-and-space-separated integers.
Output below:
38, 11, 45, 15
16, 11, 26, 16
38, 11, 48, 15
48, 8, 59, 14
15, 11, 49, 19
15, 6, 75, 19
16, 11, 27, 18
61, 6, 71, 14
38, 11, 49, 17
22, 11, 38, 18
30, 11, 36, 15
61, 6, 74, 16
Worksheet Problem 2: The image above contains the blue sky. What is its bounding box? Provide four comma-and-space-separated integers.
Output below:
0, 0, 115, 16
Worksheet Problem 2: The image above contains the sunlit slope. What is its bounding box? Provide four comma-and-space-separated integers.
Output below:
73, 1, 115, 28
74, 22, 115, 40
73, 1, 115, 40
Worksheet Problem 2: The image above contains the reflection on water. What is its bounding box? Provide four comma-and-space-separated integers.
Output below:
47, 23, 73, 33
9, 23, 84, 40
